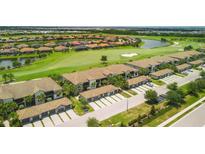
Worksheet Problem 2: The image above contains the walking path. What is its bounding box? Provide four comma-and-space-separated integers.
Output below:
58, 70, 200, 127
158, 96, 205, 127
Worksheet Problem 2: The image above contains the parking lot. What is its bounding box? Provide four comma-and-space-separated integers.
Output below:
160, 74, 183, 84
131, 83, 158, 94
89, 93, 126, 111
23, 109, 78, 127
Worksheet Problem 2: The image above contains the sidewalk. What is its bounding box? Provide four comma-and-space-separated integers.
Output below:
58, 69, 200, 127
158, 96, 205, 127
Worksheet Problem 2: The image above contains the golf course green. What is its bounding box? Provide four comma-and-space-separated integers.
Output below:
0, 36, 203, 82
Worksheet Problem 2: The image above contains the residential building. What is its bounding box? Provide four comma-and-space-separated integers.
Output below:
62, 64, 137, 92
176, 64, 192, 72
17, 97, 71, 124
127, 76, 150, 88
79, 85, 120, 102
0, 77, 62, 107
150, 68, 174, 79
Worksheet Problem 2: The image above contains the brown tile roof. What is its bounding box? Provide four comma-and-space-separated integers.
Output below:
80, 85, 120, 99
62, 64, 136, 85
189, 59, 204, 65
170, 51, 201, 59
151, 69, 173, 77
0, 77, 62, 100
54, 46, 68, 51
44, 42, 56, 47
104, 64, 136, 75
176, 63, 191, 71
127, 58, 160, 68
127, 76, 150, 86
16, 44, 29, 49
38, 47, 53, 52
20, 47, 35, 53
62, 68, 107, 85
17, 97, 71, 120
150, 55, 179, 63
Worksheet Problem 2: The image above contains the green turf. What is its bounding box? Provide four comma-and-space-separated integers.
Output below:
0, 36, 203, 82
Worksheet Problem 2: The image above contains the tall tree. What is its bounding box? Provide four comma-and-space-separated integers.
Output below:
101, 55, 108, 64
2, 73, 8, 83
87, 117, 100, 127
145, 90, 158, 104
167, 82, 178, 91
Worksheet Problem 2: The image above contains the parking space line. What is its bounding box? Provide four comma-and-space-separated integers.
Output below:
50, 114, 63, 126
33, 120, 43, 127
59, 112, 70, 122
23, 123, 33, 127
105, 97, 117, 104
115, 93, 125, 99
42, 117, 54, 127
111, 95, 121, 102
66, 109, 79, 119
95, 100, 106, 108
135, 87, 145, 93
89, 102, 101, 110
100, 98, 112, 106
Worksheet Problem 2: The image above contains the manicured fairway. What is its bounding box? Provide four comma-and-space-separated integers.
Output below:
0, 36, 202, 82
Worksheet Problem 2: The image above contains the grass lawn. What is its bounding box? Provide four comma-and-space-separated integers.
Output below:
120, 91, 132, 98
0, 37, 190, 82
70, 97, 94, 116
151, 79, 165, 86
175, 73, 187, 77
101, 102, 164, 126
143, 91, 205, 127
0, 35, 203, 83
126, 89, 138, 95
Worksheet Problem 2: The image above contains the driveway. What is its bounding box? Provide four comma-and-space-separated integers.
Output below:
57, 69, 200, 127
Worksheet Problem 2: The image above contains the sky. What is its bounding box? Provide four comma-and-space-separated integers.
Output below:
0, 0, 205, 26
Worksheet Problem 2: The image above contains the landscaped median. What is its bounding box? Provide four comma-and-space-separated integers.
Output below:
70, 97, 94, 116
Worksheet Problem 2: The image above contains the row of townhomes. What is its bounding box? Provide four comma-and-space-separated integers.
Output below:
62, 50, 204, 102
0, 77, 71, 124
0, 50, 204, 124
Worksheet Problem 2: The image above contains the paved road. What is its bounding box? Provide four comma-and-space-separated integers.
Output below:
58, 70, 200, 127
172, 103, 205, 127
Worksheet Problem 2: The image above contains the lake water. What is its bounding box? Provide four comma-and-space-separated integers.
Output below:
0, 57, 37, 69
141, 39, 169, 49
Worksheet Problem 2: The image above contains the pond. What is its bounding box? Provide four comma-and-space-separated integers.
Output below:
0, 57, 38, 69
141, 39, 169, 49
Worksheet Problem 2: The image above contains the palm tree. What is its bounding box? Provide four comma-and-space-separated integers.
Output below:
23, 95, 33, 107
7, 73, 14, 82
36, 93, 46, 103
2, 73, 8, 83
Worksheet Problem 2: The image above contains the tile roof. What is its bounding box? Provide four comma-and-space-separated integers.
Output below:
150, 69, 173, 77
80, 85, 120, 99
127, 76, 150, 86
17, 97, 71, 120
0, 77, 62, 100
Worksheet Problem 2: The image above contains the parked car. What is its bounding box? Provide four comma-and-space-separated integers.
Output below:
146, 82, 153, 87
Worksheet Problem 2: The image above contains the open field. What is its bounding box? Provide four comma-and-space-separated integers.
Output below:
0, 36, 204, 82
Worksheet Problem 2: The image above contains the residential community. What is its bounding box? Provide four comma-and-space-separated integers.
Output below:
1, 29, 205, 128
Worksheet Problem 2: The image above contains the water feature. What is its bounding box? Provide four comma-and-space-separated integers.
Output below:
141, 39, 169, 49
0, 57, 37, 69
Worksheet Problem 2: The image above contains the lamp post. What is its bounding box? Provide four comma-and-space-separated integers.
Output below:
126, 98, 129, 112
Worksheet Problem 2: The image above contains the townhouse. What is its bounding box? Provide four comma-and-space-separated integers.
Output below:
62, 64, 138, 92
150, 68, 174, 79
79, 85, 121, 102
0, 77, 63, 107
17, 97, 72, 124
176, 63, 192, 72
127, 76, 150, 88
